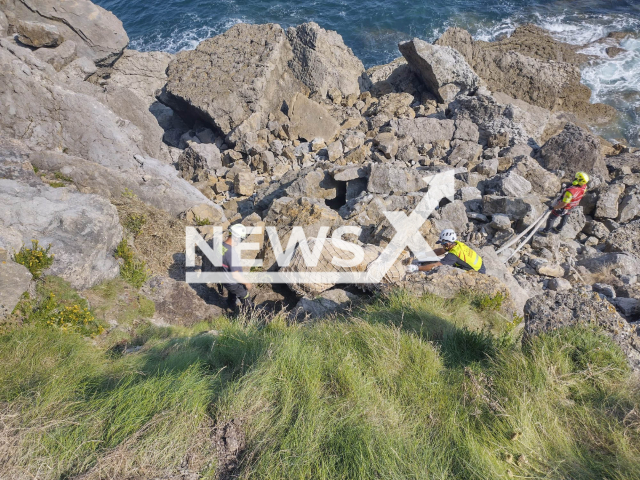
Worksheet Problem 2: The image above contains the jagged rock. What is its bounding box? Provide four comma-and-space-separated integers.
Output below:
447, 141, 482, 168
477, 159, 499, 177
482, 194, 543, 221
612, 298, 640, 319
364, 56, 423, 96
293, 289, 358, 319
434, 200, 468, 233
286, 22, 364, 97
0, 258, 32, 321
60, 55, 97, 81
4, 0, 128, 65
556, 206, 586, 240
105, 49, 174, 108
578, 253, 639, 276
286, 169, 337, 200
0, 175, 122, 289
548, 278, 572, 291
398, 38, 483, 103
595, 183, 625, 219
141, 276, 223, 326
454, 118, 480, 143
16, 19, 62, 47
367, 163, 424, 194
233, 171, 255, 197
618, 194, 640, 223
373, 132, 398, 159
288, 93, 340, 142
509, 155, 561, 197
480, 246, 529, 314
178, 143, 222, 182
538, 123, 608, 179
536, 263, 565, 277
524, 286, 640, 371
606, 220, 640, 254
33, 39, 76, 70
436, 26, 616, 124
391, 117, 455, 145
333, 164, 369, 182
164, 23, 304, 135
401, 266, 517, 316
484, 171, 532, 197
184, 203, 226, 225
449, 93, 549, 145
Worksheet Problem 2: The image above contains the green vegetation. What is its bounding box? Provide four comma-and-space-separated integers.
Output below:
87, 277, 155, 326
1, 291, 638, 479
54, 171, 73, 182
471, 291, 505, 312
123, 213, 147, 236
193, 214, 212, 226
12, 276, 105, 337
115, 239, 149, 288
121, 187, 137, 199
13, 239, 54, 278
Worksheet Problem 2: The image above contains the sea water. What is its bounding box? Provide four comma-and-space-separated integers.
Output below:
95, 0, 640, 146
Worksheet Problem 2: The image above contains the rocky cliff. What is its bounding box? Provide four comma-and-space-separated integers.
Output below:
0, 0, 638, 368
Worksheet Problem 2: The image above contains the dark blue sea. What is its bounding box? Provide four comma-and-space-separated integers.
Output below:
95, 0, 640, 145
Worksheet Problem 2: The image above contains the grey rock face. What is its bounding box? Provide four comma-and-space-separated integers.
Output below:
510, 155, 561, 197
0, 10, 7, 36
106, 49, 174, 108
606, 220, 640, 254
578, 253, 639, 276
287, 22, 365, 97
595, 183, 625, 219
0, 259, 32, 321
178, 143, 222, 182
164, 23, 305, 135
524, 286, 640, 371
17, 19, 62, 47
618, 194, 640, 224
141, 276, 223, 326
33, 39, 77, 71
5, 0, 128, 65
538, 123, 608, 179
391, 117, 455, 145
484, 171, 532, 197
557, 207, 586, 240
367, 163, 425, 194
287, 93, 340, 142
0, 178, 122, 289
398, 38, 483, 103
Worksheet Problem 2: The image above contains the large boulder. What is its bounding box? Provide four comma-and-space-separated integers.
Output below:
0, 258, 32, 321
398, 38, 483, 103
390, 117, 455, 145
524, 286, 640, 371
538, 123, 608, 179
606, 220, 640, 254
484, 171, 532, 197
400, 266, 518, 317
480, 246, 530, 315
0, 167, 122, 289
287, 93, 340, 142
509, 155, 561, 197
435, 26, 616, 124
2, 0, 128, 65
286, 22, 365, 97
33, 39, 77, 71
367, 163, 425, 194
578, 253, 640, 277
16, 19, 62, 47
594, 183, 625, 220
449, 93, 550, 146
163, 23, 305, 135
141, 276, 223, 326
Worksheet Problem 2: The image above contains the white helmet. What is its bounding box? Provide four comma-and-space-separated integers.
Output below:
437, 228, 457, 245
229, 223, 247, 240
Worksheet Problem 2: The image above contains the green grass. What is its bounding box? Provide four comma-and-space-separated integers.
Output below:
114, 239, 149, 289
1, 291, 639, 479
123, 213, 147, 236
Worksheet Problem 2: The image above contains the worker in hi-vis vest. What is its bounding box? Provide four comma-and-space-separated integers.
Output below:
406, 229, 486, 274
541, 171, 590, 235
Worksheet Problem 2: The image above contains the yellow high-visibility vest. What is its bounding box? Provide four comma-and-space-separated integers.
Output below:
448, 241, 483, 271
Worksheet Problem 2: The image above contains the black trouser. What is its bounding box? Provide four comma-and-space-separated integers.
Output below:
544, 209, 570, 232
225, 282, 249, 311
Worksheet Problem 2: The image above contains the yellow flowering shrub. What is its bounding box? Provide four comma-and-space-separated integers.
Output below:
13, 239, 54, 279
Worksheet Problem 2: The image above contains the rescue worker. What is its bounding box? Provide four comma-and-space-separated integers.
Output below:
219, 224, 252, 313
541, 171, 590, 234
406, 229, 486, 274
